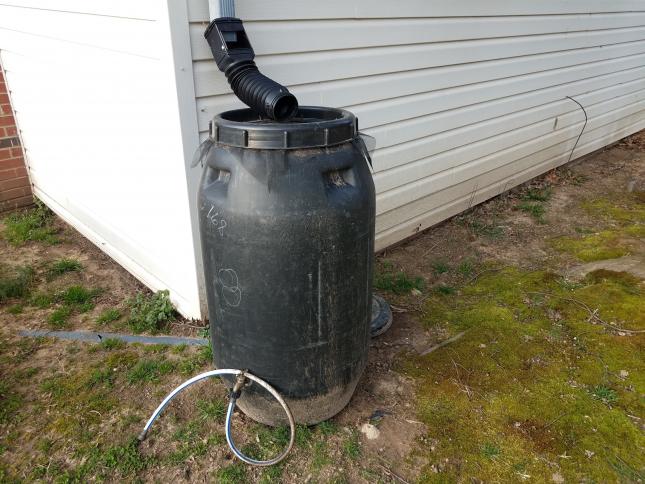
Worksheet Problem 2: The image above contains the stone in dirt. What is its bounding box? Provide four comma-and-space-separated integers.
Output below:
361, 423, 380, 440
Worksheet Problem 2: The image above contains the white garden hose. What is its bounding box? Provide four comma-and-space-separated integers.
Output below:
138, 369, 295, 466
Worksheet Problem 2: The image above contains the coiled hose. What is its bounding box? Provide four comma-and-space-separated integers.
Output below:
138, 369, 295, 466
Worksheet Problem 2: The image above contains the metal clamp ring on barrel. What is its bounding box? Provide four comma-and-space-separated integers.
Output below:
138, 369, 295, 467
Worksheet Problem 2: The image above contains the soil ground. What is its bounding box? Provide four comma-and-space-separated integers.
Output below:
0, 131, 643, 483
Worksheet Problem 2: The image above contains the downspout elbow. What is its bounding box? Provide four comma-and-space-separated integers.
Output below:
204, 18, 299, 122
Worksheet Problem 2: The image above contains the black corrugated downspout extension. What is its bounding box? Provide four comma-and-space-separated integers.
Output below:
204, 18, 299, 122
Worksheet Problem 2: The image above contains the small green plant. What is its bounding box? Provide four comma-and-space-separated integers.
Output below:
127, 290, 175, 333
521, 187, 552, 202
7, 304, 23, 315
30, 292, 53, 309
96, 308, 121, 325
457, 259, 475, 277
86, 367, 115, 388
317, 420, 338, 436
0, 382, 22, 424
481, 442, 501, 459
47, 258, 83, 279
59, 285, 99, 306
49, 306, 73, 328
343, 430, 360, 460
215, 463, 247, 484
126, 358, 175, 383
197, 398, 226, 422
99, 338, 125, 351
2, 200, 58, 245
435, 284, 456, 295
518, 201, 547, 223
432, 260, 450, 275
0, 265, 34, 302
466, 219, 505, 239
374, 270, 424, 295
590, 385, 618, 405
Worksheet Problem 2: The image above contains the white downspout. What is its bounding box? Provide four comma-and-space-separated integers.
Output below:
208, 0, 235, 20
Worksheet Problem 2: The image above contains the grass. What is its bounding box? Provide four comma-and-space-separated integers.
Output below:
127, 290, 175, 333
2, 200, 58, 246
343, 430, 360, 460
96, 308, 121, 325
197, 398, 226, 422
590, 385, 618, 405
30, 292, 53, 309
126, 358, 175, 384
518, 201, 547, 223
6, 304, 23, 314
44, 285, 100, 328
432, 260, 450, 275
0, 265, 34, 303
457, 259, 475, 277
99, 338, 125, 351
435, 284, 456, 295
374, 266, 424, 295
521, 187, 552, 202
48, 306, 73, 328
47, 258, 82, 280
215, 463, 247, 483
59, 285, 99, 306
0, 382, 22, 424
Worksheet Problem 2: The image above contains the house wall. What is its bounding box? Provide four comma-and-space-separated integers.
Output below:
0, 64, 31, 213
186, 0, 645, 250
0, 1, 204, 318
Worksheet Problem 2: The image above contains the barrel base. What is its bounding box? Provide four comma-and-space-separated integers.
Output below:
236, 377, 362, 426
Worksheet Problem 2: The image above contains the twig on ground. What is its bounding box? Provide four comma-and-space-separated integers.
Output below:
419, 331, 467, 356
465, 267, 504, 285
526, 292, 644, 334
375, 457, 411, 484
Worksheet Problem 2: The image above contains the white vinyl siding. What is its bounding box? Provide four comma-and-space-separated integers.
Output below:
187, 0, 645, 250
0, 2, 204, 318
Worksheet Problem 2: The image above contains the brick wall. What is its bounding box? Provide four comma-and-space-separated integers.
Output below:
0, 65, 32, 213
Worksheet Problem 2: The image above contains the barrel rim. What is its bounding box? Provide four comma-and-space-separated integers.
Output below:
210, 106, 358, 150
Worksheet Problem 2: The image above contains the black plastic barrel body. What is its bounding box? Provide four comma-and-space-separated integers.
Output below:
198, 107, 375, 425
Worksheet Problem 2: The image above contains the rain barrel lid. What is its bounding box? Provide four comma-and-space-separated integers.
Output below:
210, 106, 358, 150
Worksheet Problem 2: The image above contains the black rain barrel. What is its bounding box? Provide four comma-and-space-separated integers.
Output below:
199, 106, 376, 425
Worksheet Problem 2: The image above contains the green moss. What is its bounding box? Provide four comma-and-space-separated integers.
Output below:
581, 196, 645, 224
2, 201, 58, 246
406, 267, 645, 482
550, 231, 629, 261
